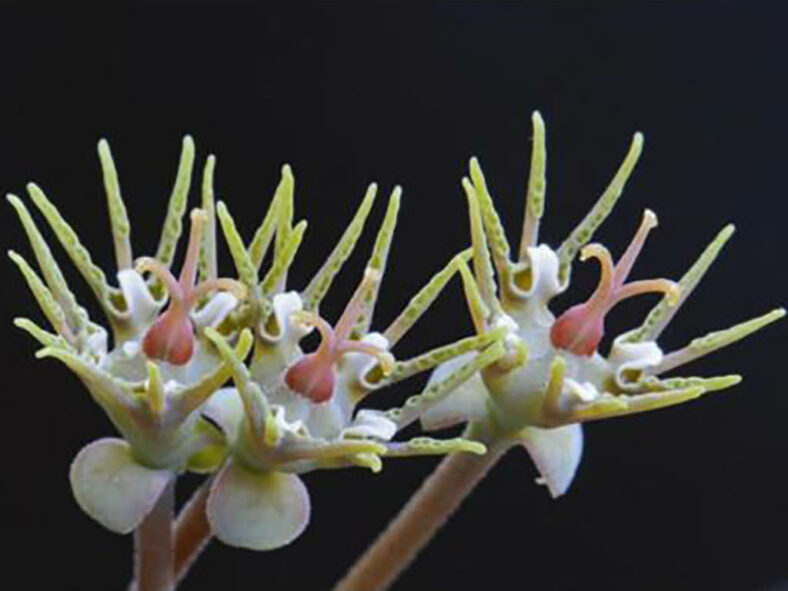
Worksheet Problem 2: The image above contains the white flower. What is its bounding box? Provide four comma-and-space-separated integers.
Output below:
197, 182, 498, 551
9, 137, 250, 532
422, 112, 783, 497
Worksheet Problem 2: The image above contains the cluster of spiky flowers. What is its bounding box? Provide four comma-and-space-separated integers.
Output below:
8, 114, 783, 591
8, 136, 501, 575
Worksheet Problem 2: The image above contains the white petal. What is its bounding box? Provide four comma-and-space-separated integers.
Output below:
300, 398, 348, 440
563, 378, 600, 403
122, 340, 141, 358
341, 409, 397, 440
492, 313, 519, 334
192, 292, 238, 330
344, 332, 391, 391
516, 245, 564, 300
420, 352, 490, 431
207, 461, 310, 550
273, 404, 308, 436
202, 387, 245, 442
69, 438, 173, 534
608, 337, 663, 388
116, 269, 162, 333
519, 423, 583, 498
86, 327, 109, 358
261, 291, 310, 344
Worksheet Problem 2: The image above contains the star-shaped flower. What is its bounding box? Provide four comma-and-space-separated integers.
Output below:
9, 137, 251, 533
421, 112, 784, 497
199, 183, 504, 550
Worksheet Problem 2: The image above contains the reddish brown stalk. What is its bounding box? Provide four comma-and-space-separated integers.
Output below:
334, 428, 510, 591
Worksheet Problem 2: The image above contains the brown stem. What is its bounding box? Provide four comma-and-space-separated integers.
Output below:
134, 479, 175, 591
128, 477, 215, 591
174, 477, 214, 585
334, 426, 511, 591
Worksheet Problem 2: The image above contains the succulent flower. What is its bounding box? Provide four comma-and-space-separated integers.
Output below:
421, 112, 784, 497
199, 183, 505, 550
8, 137, 251, 533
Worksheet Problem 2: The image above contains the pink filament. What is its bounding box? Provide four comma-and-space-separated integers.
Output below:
285, 269, 389, 404
550, 210, 677, 356
141, 210, 243, 366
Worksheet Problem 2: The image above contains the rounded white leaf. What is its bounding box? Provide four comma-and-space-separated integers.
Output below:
69, 438, 173, 534
207, 461, 310, 551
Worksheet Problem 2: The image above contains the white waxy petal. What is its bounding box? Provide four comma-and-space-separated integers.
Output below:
344, 332, 391, 391
202, 387, 245, 441
608, 337, 663, 388
85, 327, 109, 358
262, 291, 309, 344
207, 461, 310, 550
564, 378, 600, 403
273, 404, 307, 436
519, 423, 583, 498
116, 269, 163, 333
122, 340, 141, 358
515, 245, 564, 301
69, 437, 173, 534
191, 292, 238, 330
341, 409, 397, 440
421, 352, 490, 430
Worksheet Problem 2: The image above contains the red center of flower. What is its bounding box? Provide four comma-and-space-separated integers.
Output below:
139, 209, 246, 365
285, 269, 394, 404
550, 210, 678, 356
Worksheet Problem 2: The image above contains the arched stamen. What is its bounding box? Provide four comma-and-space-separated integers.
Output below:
334, 268, 381, 340
612, 279, 678, 309
141, 208, 244, 366
284, 310, 339, 403
291, 311, 335, 351
551, 211, 675, 356
612, 209, 658, 288
336, 340, 395, 376
284, 272, 392, 403
135, 257, 182, 301
191, 278, 248, 302
179, 209, 208, 290
579, 244, 615, 312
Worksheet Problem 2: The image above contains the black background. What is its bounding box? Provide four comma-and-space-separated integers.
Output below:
2, 2, 786, 590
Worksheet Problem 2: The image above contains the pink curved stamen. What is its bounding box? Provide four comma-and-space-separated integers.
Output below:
191, 278, 248, 302
140, 209, 246, 365
336, 340, 395, 375
285, 269, 390, 403
135, 257, 184, 302
551, 210, 678, 356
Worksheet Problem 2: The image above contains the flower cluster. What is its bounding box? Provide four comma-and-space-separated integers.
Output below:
8, 114, 782, 561
9, 136, 502, 549
421, 112, 783, 497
